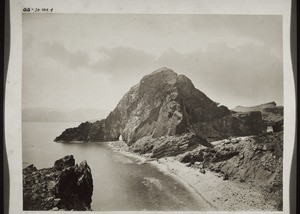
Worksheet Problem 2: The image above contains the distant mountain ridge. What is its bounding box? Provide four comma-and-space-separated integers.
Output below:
22, 108, 110, 122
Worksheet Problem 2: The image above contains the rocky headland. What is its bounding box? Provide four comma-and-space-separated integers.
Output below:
55, 67, 231, 143
54, 67, 283, 210
23, 155, 93, 211
55, 67, 283, 145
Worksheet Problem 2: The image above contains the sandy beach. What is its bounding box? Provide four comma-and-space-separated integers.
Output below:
106, 140, 278, 211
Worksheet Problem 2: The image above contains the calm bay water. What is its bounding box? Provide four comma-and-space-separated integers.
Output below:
22, 122, 203, 211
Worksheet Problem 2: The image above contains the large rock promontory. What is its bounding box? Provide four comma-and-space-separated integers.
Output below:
23, 155, 93, 211
55, 68, 231, 144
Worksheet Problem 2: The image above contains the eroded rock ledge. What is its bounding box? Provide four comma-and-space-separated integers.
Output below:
23, 155, 93, 211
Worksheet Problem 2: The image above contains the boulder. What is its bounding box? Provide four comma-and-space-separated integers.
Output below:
23, 156, 93, 211
199, 169, 206, 174
54, 155, 75, 170
178, 147, 205, 164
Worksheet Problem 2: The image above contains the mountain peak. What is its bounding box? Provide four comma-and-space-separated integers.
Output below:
141, 67, 178, 85
55, 68, 231, 144
152, 67, 173, 74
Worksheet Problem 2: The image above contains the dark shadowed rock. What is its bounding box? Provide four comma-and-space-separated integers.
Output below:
199, 169, 206, 174
178, 146, 205, 164
54, 155, 75, 170
190, 111, 267, 142
23, 164, 37, 174
23, 156, 93, 211
231, 102, 284, 133
55, 68, 230, 144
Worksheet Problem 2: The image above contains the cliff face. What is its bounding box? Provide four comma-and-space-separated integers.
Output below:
231, 102, 284, 133
23, 156, 93, 211
190, 111, 267, 142
55, 68, 230, 144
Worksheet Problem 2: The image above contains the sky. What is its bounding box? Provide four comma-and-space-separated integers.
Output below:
22, 14, 283, 111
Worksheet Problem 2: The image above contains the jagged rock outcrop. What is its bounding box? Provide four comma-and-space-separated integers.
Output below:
55, 67, 230, 144
23, 155, 93, 211
130, 132, 212, 158
178, 132, 283, 210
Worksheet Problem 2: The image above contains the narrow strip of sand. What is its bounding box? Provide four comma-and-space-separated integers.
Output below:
105, 141, 278, 211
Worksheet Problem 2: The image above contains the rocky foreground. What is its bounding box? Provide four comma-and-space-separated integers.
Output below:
23, 155, 93, 211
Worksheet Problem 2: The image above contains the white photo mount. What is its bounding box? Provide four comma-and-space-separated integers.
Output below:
5, 0, 295, 213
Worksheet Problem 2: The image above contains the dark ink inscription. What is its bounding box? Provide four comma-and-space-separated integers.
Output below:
23, 7, 54, 13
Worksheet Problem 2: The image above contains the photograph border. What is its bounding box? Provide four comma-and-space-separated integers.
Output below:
4, 0, 295, 213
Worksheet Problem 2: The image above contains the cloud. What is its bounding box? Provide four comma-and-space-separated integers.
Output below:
156, 42, 283, 106
39, 41, 158, 79
35, 40, 282, 107
40, 41, 90, 69
89, 46, 157, 78
38, 40, 282, 84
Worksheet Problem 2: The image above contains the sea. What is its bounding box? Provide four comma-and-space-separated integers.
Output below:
22, 122, 203, 211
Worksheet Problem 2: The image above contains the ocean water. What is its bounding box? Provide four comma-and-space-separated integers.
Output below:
22, 122, 203, 211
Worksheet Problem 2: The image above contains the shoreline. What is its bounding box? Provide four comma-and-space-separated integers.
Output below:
106, 140, 278, 211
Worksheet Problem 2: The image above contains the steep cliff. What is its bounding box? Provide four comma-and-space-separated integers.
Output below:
23, 155, 93, 211
55, 68, 230, 144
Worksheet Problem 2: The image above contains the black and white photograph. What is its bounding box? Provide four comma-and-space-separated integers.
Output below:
4, 0, 295, 213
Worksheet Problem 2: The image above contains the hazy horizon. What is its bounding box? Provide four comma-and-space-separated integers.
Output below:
23, 14, 283, 111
